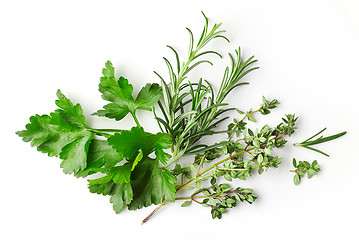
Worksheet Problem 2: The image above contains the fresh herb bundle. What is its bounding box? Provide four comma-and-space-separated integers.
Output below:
16, 13, 346, 223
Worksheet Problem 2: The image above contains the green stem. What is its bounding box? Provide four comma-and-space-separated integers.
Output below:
196, 153, 207, 176
141, 201, 167, 224
228, 109, 260, 140
92, 128, 122, 132
177, 131, 287, 191
88, 129, 112, 138
175, 195, 208, 200
131, 112, 141, 127
164, 150, 183, 168
176, 148, 254, 191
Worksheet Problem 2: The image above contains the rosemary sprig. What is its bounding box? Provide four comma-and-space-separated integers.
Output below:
294, 128, 347, 156
155, 12, 258, 168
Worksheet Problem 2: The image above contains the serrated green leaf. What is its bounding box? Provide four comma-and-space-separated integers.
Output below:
110, 183, 133, 213
88, 175, 113, 188
111, 164, 132, 183
55, 90, 87, 127
95, 62, 161, 121
154, 134, 172, 164
88, 180, 133, 213
89, 181, 114, 196
93, 103, 130, 121
59, 131, 92, 174
75, 139, 124, 178
102, 60, 115, 78
135, 83, 162, 111
128, 157, 177, 210
155, 148, 172, 165
108, 126, 171, 160
16, 91, 93, 174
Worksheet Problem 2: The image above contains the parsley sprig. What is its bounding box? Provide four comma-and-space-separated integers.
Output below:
17, 12, 346, 223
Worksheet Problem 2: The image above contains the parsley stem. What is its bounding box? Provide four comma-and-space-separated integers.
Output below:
91, 128, 122, 132
88, 129, 112, 138
131, 112, 141, 127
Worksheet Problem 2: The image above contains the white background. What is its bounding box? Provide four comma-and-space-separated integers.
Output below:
1, 0, 359, 239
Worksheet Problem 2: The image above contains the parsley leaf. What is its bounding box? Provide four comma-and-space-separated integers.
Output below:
89, 181, 133, 214
89, 160, 176, 213
75, 139, 124, 178
16, 90, 93, 174
87, 163, 132, 187
94, 61, 161, 121
89, 181, 115, 196
107, 126, 172, 164
135, 83, 162, 111
128, 157, 177, 210
88, 127, 175, 211
110, 183, 133, 213
55, 90, 87, 127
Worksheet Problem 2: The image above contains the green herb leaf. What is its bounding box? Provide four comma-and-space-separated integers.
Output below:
111, 164, 132, 184
135, 83, 162, 111
293, 175, 300, 185
128, 157, 177, 210
94, 61, 161, 121
131, 150, 144, 171
108, 126, 171, 161
75, 139, 124, 178
110, 183, 133, 213
89, 181, 133, 214
16, 91, 93, 174
181, 200, 192, 207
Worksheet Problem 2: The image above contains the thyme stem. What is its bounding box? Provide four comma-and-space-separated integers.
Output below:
141, 201, 167, 225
